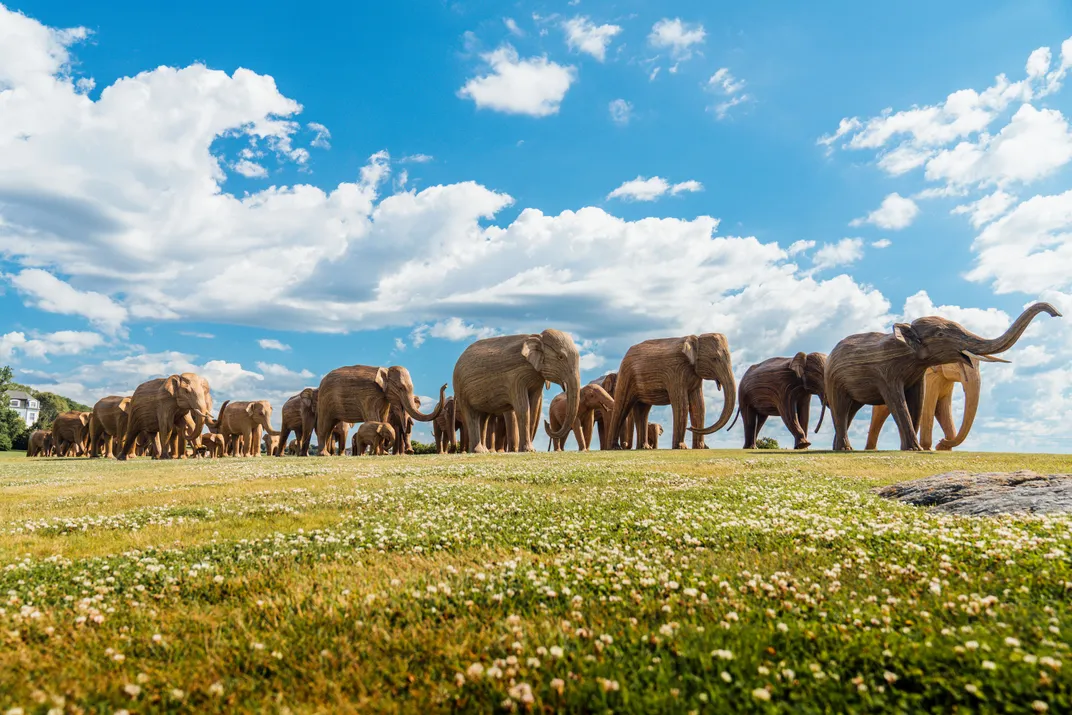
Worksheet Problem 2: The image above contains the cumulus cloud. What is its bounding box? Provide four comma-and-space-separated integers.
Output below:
850, 193, 920, 230
607, 176, 703, 201
562, 16, 621, 62
458, 44, 575, 117
648, 18, 705, 60
951, 190, 1017, 228
258, 339, 291, 351
787, 240, 815, 256
0, 330, 104, 361
608, 98, 632, 125
871, 239, 891, 249
7, 269, 128, 334
812, 238, 865, 271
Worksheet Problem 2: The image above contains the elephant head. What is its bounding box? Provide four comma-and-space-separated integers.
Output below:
300, 387, 318, 416
524, 329, 581, 441
246, 400, 279, 435
935, 361, 981, 451
594, 372, 618, 397
376, 367, 445, 423
580, 384, 615, 414
683, 333, 737, 435
790, 351, 829, 433
892, 302, 1061, 369
379, 423, 397, 452
166, 373, 213, 420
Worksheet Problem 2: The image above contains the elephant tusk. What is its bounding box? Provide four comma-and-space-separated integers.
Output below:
962, 350, 1011, 364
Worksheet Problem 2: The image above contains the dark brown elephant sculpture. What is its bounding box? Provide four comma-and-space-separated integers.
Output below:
731, 352, 828, 449
316, 365, 444, 454
117, 373, 213, 460
432, 396, 462, 453
453, 330, 580, 453
826, 302, 1061, 451
27, 429, 53, 457
276, 388, 318, 457
544, 383, 614, 451
89, 396, 131, 458
52, 411, 91, 456
589, 373, 620, 450
866, 361, 981, 450
608, 333, 736, 450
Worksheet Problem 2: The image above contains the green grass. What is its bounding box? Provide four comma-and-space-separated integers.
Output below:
1, 449, 1070, 713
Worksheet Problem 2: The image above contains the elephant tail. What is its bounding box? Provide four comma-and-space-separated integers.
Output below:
814, 401, 827, 434
727, 407, 741, 431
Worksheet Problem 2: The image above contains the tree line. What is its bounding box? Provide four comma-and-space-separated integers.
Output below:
0, 366, 91, 451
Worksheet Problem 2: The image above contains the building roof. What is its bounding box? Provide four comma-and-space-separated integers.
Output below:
5, 390, 33, 401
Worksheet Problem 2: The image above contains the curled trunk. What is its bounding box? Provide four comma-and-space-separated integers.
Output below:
550, 374, 581, 441
937, 362, 980, 450
404, 384, 447, 423
965, 302, 1062, 356
689, 361, 738, 435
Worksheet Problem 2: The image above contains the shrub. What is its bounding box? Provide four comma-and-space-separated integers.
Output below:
755, 437, 780, 450
410, 440, 438, 455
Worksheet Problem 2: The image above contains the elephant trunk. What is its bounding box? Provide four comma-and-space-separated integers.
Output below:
937, 362, 980, 450
405, 384, 447, 423
689, 361, 737, 435
963, 302, 1062, 358
550, 374, 580, 441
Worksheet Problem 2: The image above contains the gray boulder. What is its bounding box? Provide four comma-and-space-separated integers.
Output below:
876, 470, 1072, 516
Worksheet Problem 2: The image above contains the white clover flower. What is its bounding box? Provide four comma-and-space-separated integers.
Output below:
550, 678, 565, 695
123, 684, 141, 698
1032, 701, 1049, 712
466, 663, 484, 678
752, 688, 771, 701
720, 671, 732, 682
550, 646, 564, 658
1005, 637, 1021, 648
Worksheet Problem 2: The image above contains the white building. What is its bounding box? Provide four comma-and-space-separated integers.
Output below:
6, 390, 39, 427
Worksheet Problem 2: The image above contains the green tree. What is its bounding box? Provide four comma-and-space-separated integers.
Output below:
0, 366, 28, 451
755, 436, 780, 450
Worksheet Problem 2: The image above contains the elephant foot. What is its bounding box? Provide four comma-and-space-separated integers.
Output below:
674, 442, 688, 450
935, 440, 954, 451
794, 440, 811, 450
473, 444, 489, 454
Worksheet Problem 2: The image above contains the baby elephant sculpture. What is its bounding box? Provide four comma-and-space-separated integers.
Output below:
732, 352, 828, 449
352, 421, 396, 456
866, 361, 980, 450
544, 383, 615, 451
645, 422, 664, 449
825, 302, 1061, 451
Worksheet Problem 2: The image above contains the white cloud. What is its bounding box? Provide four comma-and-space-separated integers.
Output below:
607, 176, 703, 201
812, 238, 864, 270
787, 240, 815, 255
951, 190, 1017, 228
233, 159, 268, 178
579, 352, 605, 371
0, 330, 104, 361
648, 18, 705, 60
7, 269, 128, 334
850, 192, 920, 230
608, 98, 632, 125
411, 318, 499, 345
706, 68, 751, 120
308, 122, 331, 149
179, 331, 215, 339
504, 17, 524, 37
393, 337, 406, 352
400, 153, 434, 163
258, 339, 291, 351
871, 239, 891, 249
562, 16, 621, 62
255, 361, 315, 381
900, 290, 1015, 337
458, 44, 575, 117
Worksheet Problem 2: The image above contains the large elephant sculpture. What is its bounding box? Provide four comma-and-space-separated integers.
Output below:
544, 383, 614, 451
731, 352, 828, 450
316, 365, 444, 454
216, 400, 279, 457
26, 429, 53, 457
352, 421, 396, 456
608, 333, 736, 450
88, 396, 131, 459
276, 388, 318, 457
453, 330, 580, 453
826, 302, 1061, 451
117, 373, 213, 460
432, 396, 462, 453
866, 361, 981, 450
53, 411, 91, 456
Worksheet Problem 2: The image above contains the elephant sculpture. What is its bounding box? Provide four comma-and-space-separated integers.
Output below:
453, 330, 580, 453
608, 333, 736, 450
544, 383, 614, 451
263, 432, 280, 456
276, 388, 318, 457
826, 302, 1061, 450
117, 373, 213, 460
200, 433, 226, 458
731, 352, 828, 450
352, 421, 396, 456
432, 396, 462, 453
646, 422, 664, 449
316, 365, 444, 455
286, 439, 300, 455
26, 430, 53, 457
215, 400, 279, 457
866, 362, 981, 450
52, 411, 91, 456
389, 403, 415, 455
88, 396, 131, 458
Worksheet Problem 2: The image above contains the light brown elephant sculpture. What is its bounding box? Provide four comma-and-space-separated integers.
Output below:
89, 396, 131, 458
276, 388, 318, 457
826, 303, 1060, 450
26, 430, 53, 457
544, 383, 614, 451
316, 365, 444, 454
608, 333, 736, 450
453, 330, 580, 453
53, 411, 91, 456
200, 433, 226, 458
263, 432, 280, 456
352, 421, 396, 456
215, 400, 279, 457
866, 362, 981, 450
117, 373, 213, 460
646, 422, 664, 449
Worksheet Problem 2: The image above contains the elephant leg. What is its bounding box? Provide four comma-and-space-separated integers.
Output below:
789, 398, 811, 449
633, 403, 653, 449
464, 404, 488, 454
831, 392, 862, 451
932, 390, 957, 450
511, 392, 532, 451
580, 412, 595, 452
865, 405, 889, 450
742, 406, 758, 449
157, 412, 174, 459
670, 392, 689, 449
687, 385, 707, 449
881, 383, 923, 451
919, 382, 945, 452
276, 426, 292, 457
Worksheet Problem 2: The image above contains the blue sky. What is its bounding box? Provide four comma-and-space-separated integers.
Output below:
2, 0, 1071, 450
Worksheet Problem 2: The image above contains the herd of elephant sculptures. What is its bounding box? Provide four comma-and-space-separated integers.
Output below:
24, 302, 1062, 460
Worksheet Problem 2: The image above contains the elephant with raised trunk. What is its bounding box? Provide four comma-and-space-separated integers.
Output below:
608, 333, 736, 450
316, 365, 444, 454
276, 388, 318, 457
117, 373, 213, 460
732, 352, 828, 450
544, 383, 614, 451
216, 400, 279, 457
89, 396, 131, 458
453, 330, 580, 453
866, 362, 981, 451
825, 302, 1061, 451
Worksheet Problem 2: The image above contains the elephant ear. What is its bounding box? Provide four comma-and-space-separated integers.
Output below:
246, 403, 258, 416
164, 375, 181, 396
681, 336, 699, 366
790, 352, 807, 385
375, 367, 389, 391
893, 323, 924, 354
521, 336, 544, 372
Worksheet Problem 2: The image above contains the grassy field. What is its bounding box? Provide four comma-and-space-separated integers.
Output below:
1, 450, 1070, 713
